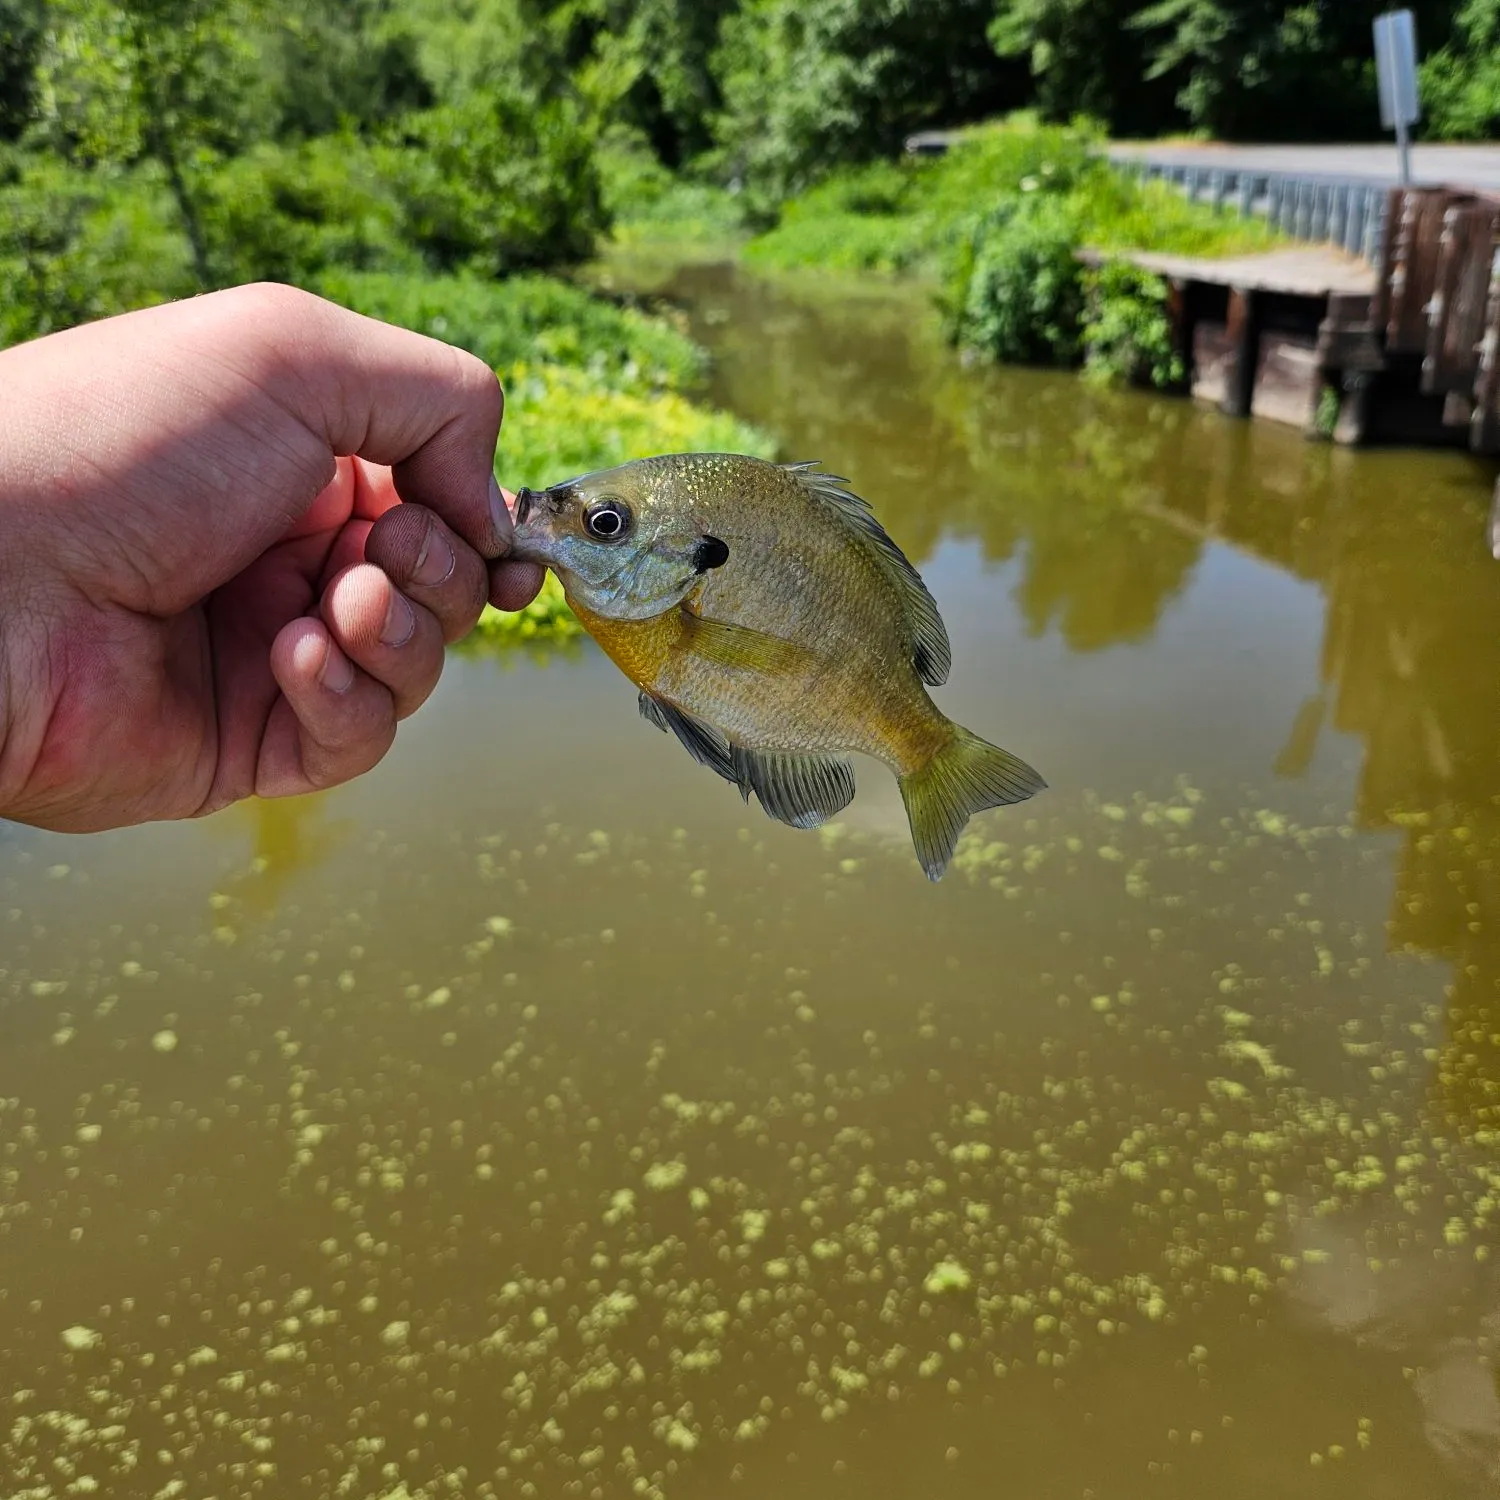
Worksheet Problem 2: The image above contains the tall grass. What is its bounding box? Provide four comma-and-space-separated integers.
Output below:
747, 117, 1283, 278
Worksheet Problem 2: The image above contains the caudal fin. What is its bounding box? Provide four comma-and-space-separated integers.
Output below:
898, 727, 1045, 881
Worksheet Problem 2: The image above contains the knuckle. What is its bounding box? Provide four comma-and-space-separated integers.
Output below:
222, 281, 322, 325
452, 347, 504, 425
366, 504, 430, 581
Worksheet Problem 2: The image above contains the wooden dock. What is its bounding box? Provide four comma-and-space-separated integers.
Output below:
1083, 186, 1500, 456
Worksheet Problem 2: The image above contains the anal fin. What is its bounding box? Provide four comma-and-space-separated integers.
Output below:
730, 746, 856, 830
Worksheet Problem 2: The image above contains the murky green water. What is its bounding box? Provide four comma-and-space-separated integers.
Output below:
6, 263, 1500, 1499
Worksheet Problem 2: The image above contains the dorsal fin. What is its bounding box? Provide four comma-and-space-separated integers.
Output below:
782, 461, 951, 686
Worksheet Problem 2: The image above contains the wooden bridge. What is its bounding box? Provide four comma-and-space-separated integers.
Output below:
1088, 185, 1500, 461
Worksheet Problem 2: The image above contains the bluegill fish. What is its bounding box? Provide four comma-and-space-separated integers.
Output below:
509, 453, 1044, 879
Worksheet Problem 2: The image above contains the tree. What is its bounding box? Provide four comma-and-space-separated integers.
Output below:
988, 0, 1163, 135
1421, 0, 1500, 140
1128, 0, 1456, 141
0, 0, 44, 140
259, 0, 433, 142
27, 0, 266, 285
389, 84, 605, 273
710, 0, 1025, 211
550, 0, 739, 166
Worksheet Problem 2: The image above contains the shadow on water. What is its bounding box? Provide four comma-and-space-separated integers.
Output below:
5, 259, 1500, 1496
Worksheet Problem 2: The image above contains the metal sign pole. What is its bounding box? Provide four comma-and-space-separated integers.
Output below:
1386, 33, 1411, 185
1374, 9, 1419, 186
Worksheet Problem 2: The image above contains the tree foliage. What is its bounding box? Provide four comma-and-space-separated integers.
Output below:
988, 0, 1157, 135
1422, 0, 1500, 140
992, 0, 1457, 141
555, 0, 738, 165
0, 0, 1495, 353
0, 0, 44, 139
710, 0, 1025, 213
1, 0, 607, 334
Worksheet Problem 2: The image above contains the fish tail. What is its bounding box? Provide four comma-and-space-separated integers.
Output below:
898, 725, 1046, 881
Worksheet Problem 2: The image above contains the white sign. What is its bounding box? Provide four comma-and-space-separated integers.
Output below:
1374, 9, 1419, 184
1374, 9, 1420, 130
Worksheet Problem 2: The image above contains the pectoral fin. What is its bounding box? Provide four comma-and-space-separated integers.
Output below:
730, 746, 856, 830
675, 609, 811, 676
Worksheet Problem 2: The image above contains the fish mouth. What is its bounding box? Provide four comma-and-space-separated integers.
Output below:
508, 485, 563, 566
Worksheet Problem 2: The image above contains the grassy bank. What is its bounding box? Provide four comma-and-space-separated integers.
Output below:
735, 118, 1285, 389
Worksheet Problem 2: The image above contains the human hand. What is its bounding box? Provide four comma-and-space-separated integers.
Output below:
0, 282, 545, 833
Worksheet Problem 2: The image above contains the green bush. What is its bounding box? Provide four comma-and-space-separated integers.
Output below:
317, 269, 708, 394
745, 209, 923, 275
1080, 260, 1181, 389
954, 197, 1082, 366
200, 137, 420, 286
470, 570, 585, 647
747, 115, 1285, 372
744, 160, 927, 273
919, 116, 1099, 222
750, 114, 1280, 274
496, 360, 774, 489
1077, 170, 1280, 258
387, 89, 605, 275
598, 126, 748, 247
0, 154, 195, 345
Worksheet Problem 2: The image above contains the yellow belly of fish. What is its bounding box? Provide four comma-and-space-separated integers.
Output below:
568, 597, 683, 685
567, 593, 951, 776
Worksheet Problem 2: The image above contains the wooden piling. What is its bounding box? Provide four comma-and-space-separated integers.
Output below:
1222, 289, 1260, 418
1164, 278, 1196, 395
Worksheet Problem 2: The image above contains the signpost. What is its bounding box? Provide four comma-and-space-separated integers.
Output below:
1374, 9, 1420, 185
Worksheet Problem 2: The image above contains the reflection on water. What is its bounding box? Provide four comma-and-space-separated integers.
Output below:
5, 263, 1500, 1498
204, 796, 357, 921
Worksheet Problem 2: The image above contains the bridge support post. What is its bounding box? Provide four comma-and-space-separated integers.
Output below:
1164, 278, 1196, 394
1334, 372, 1374, 446
1222, 288, 1260, 418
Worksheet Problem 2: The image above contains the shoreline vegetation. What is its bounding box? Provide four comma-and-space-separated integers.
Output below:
7, 0, 1494, 644
733, 116, 1283, 385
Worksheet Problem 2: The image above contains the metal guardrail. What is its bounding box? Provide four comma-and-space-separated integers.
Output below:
1117, 159, 1390, 265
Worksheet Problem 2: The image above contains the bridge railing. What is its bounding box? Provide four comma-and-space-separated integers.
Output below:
1115, 159, 1390, 264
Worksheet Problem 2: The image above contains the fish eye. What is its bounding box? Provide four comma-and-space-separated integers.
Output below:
584, 499, 632, 541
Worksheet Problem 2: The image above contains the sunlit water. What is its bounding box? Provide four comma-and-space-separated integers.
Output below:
6, 261, 1500, 1498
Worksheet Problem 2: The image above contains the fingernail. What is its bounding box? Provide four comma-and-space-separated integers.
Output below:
320, 640, 354, 694
488, 475, 512, 554
412, 523, 455, 588
381, 590, 417, 648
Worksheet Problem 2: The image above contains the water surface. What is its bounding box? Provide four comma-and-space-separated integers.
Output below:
5, 263, 1500, 1498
